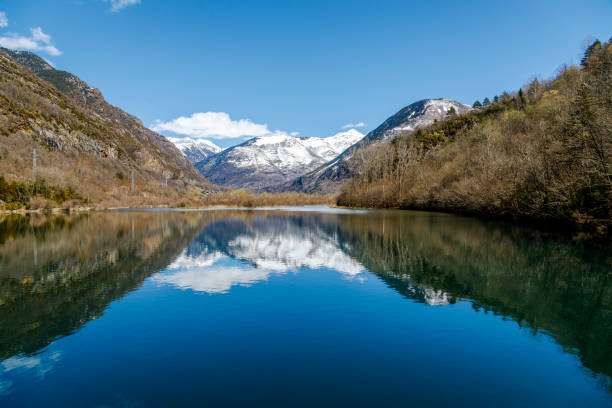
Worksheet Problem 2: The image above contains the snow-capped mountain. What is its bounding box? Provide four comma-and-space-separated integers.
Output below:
195, 129, 364, 189
361, 98, 472, 143
168, 137, 223, 163
278, 98, 472, 193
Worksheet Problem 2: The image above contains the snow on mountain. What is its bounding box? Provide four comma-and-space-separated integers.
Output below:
361, 98, 472, 143
168, 137, 223, 163
195, 129, 364, 189
278, 98, 472, 194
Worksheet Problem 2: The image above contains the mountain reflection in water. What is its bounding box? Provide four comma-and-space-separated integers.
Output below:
0, 209, 610, 403
152, 215, 366, 294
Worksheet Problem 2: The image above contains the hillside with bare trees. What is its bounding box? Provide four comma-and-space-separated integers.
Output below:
338, 39, 612, 236
0, 48, 214, 209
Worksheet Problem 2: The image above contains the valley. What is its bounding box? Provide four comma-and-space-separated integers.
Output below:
0, 38, 609, 238
0, 3, 610, 407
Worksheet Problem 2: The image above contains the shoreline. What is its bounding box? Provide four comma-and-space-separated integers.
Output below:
2, 204, 608, 241
0, 203, 340, 215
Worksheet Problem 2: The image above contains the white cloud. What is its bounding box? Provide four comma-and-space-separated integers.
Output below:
103, 0, 141, 12
0, 12, 8, 28
0, 27, 62, 56
341, 122, 366, 129
30, 27, 51, 44
151, 111, 295, 140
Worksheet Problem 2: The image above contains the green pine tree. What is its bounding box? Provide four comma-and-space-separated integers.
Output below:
518, 88, 526, 106
581, 40, 601, 67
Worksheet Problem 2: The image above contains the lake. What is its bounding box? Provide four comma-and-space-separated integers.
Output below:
0, 208, 610, 407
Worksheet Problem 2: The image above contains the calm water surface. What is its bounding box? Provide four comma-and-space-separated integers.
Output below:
0, 208, 610, 407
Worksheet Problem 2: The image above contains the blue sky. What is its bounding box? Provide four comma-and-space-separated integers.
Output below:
1, 0, 611, 148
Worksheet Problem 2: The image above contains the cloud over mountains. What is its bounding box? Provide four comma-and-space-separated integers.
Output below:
151, 111, 296, 141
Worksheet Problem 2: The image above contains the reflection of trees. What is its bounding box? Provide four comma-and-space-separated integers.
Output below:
0, 209, 610, 386
0, 212, 209, 360
334, 211, 612, 382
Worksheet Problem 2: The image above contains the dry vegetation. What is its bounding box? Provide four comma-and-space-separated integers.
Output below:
0, 49, 207, 208
0, 49, 332, 210
338, 39, 612, 236
0, 172, 332, 211
171, 190, 333, 208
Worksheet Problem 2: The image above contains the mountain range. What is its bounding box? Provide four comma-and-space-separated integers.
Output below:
0, 46, 473, 202
194, 129, 364, 189
165, 99, 472, 193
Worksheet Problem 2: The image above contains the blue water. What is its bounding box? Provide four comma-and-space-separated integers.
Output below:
0, 209, 610, 407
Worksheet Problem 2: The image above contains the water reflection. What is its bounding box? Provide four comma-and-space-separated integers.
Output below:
0, 212, 210, 360
0, 209, 610, 397
152, 216, 366, 294
152, 252, 281, 294
0, 348, 61, 395
337, 211, 612, 384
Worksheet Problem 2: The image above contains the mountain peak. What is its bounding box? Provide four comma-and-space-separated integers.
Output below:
195, 130, 364, 189
169, 138, 223, 164
0, 47, 54, 74
251, 134, 294, 146
364, 98, 472, 143
328, 128, 364, 141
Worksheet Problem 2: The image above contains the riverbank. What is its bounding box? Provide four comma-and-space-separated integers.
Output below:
335, 202, 612, 241
0, 188, 335, 215
0, 201, 337, 215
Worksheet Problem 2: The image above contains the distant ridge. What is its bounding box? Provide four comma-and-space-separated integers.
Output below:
195, 129, 364, 189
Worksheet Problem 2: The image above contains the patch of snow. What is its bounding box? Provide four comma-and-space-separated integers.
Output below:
200, 129, 365, 188
167, 137, 223, 163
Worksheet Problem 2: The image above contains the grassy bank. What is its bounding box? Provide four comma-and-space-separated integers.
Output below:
0, 175, 333, 212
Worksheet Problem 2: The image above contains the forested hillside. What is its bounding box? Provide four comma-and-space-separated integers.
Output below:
338, 39, 612, 236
